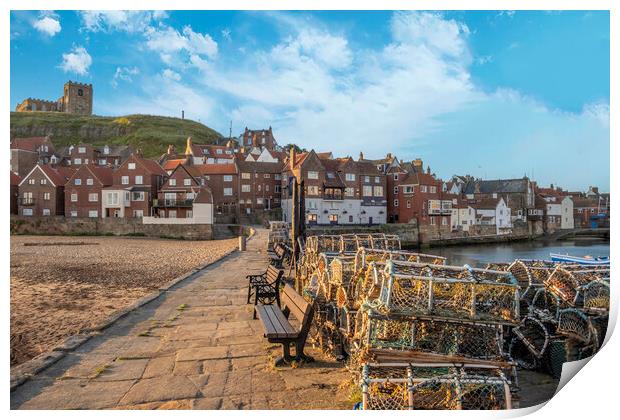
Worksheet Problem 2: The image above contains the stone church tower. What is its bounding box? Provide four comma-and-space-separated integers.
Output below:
61, 81, 93, 115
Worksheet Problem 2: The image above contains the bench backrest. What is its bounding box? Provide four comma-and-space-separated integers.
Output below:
266, 265, 283, 282
281, 284, 313, 327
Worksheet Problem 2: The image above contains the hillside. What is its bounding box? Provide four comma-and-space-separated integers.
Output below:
10, 112, 223, 159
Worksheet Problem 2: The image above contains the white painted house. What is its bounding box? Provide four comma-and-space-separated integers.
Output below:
450, 204, 476, 232
474, 197, 512, 235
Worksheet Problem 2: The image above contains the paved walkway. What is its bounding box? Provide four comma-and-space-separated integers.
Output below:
11, 229, 352, 410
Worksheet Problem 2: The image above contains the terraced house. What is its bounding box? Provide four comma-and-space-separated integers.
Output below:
64, 165, 113, 218
101, 154, 167, 218
236, 160, 282, 214
281, 149, 387, 225
17, 164, 75, 217
154, 163, 204, 219
195, 163, 239, 215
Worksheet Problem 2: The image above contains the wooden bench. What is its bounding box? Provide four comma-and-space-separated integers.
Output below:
256, 284, 315, 366
267, 243, 287, 268
247, 265, 283, 319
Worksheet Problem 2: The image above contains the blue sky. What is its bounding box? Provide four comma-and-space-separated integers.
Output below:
10, 10, 609, 191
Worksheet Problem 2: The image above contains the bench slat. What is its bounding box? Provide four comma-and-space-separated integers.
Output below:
256, 305, 297, 339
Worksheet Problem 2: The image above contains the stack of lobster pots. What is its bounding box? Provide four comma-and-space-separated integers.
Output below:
297, 234, 520, 410
491, 260, 609, 378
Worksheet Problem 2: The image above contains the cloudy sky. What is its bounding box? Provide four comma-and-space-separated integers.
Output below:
10, 10, 609, 191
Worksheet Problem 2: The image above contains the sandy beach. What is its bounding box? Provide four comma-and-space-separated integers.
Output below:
10, 235, 238, 366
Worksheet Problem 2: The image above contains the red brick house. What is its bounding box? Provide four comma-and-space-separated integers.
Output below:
17, 164, 75, 217
64, 165, 113, 218
154, 164, 203, 218
101, 154, 167, 218
196, 163, 239, 215
10, 172, 21, 215
240, 127, 277, 150
10, 136, 56, 177
236, 160, 283, 214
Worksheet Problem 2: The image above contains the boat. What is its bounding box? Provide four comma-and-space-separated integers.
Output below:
549, 253, 610, 266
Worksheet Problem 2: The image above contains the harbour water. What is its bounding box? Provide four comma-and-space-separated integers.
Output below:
415, 239, 611, 268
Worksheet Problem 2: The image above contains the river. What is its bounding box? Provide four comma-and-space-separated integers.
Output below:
410, 239, 610, 268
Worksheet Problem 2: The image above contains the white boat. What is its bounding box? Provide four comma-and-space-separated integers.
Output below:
549, 253, 610, 266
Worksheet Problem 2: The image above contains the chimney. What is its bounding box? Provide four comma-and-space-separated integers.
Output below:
413, 158, 423, 172
167, 144, 176, 155
135, 149, 143, 158
427, 165, 431, 175
386, 153, 392, 160
359, 151, 364, 161
289, 146, 296, 169
185, 137, 193, 155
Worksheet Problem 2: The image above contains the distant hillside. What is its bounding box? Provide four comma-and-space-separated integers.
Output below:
10, 112, 223, 159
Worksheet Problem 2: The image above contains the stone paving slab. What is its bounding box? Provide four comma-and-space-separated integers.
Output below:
10, 228, 353, 410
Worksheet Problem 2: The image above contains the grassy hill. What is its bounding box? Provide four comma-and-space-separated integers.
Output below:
10, 112, 223, 159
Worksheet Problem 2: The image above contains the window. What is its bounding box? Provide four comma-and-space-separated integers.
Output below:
275, 185, 281, 193
40, 178, 47, 185
89, 210, 98, 218
71, 193, 78, 202
28, 178, 35, 185
78, 89, 84, 97
264, 174, 270, 178
75, 178, 82, 185
184, 178, 192, 186
241, 184, 251, 192
87, 178, 93, 186
307, 171, 319, 180
187, 210, 193, 218
345, 187, 355, 197
363, 185, 372, 197
329, 214, 338, 223
265, 185, 270, 192
393, 174, 399, 181
349, 215, 354, 222
128, 163, 136, 170
223, 175, 233, 182
107, 192, 119, 205
132, 192, 145, 201
122, 176, 129, 185
133, 210, 144, 218
420, 185, 428, 193
307, 214, 317, 222
241, 172, 251, 179
394, 186, 398, 194
74, 158, 82, 165
274, 174, 282, 181
442, 217, 448, 226
89, 193, 98, 202
168, 179, 176, 186
394, 199, 399, 207
430, 217, 436, 225
257, 198, 264, 205
307, 185, 319, 196
43, 208, 50, 216
406, 200, 411, 209
85, 159, 89, 164
345, 173, 355, 181
430, 186, 437, 194
258, 185, 262, 192
78, 147, 86, 153
22, 208, 33, 216
375, 176, 380, 183
223, 188, 233, 196
404, 186, 414, 194
70, 211, 77, 217
374, 186, 384, 197
216, 149, 223, 155
135, 175, 143, 185
43, 192, 50, 201
364, 176, 370, 183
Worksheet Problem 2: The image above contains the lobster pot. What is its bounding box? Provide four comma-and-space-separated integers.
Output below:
557, 308, 592, 344
306, 235, 342, 254
352, 262, 384, 307
582, 279, 610, 312
530, 287, 562, 322
362, 315, 505, 360
355, 234, 374, 251
361, 364, 511, 410
542, 338, 586, 379
545, 267, 581, 305
376, 262, 520, 325
588, 315, 608, 350
354, 248, 446, 273
485, 262, 511, 271
509, 316, 551, 369
329, 256, 357, 286
384, 234, 402, 251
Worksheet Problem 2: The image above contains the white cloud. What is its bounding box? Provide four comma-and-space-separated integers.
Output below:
59, 46, 92, 75
33, 15, 61, 37
162, 68, 181, 81
78, 11, 166, 33
111, 66, 139, 88
145, 25, 218, 59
